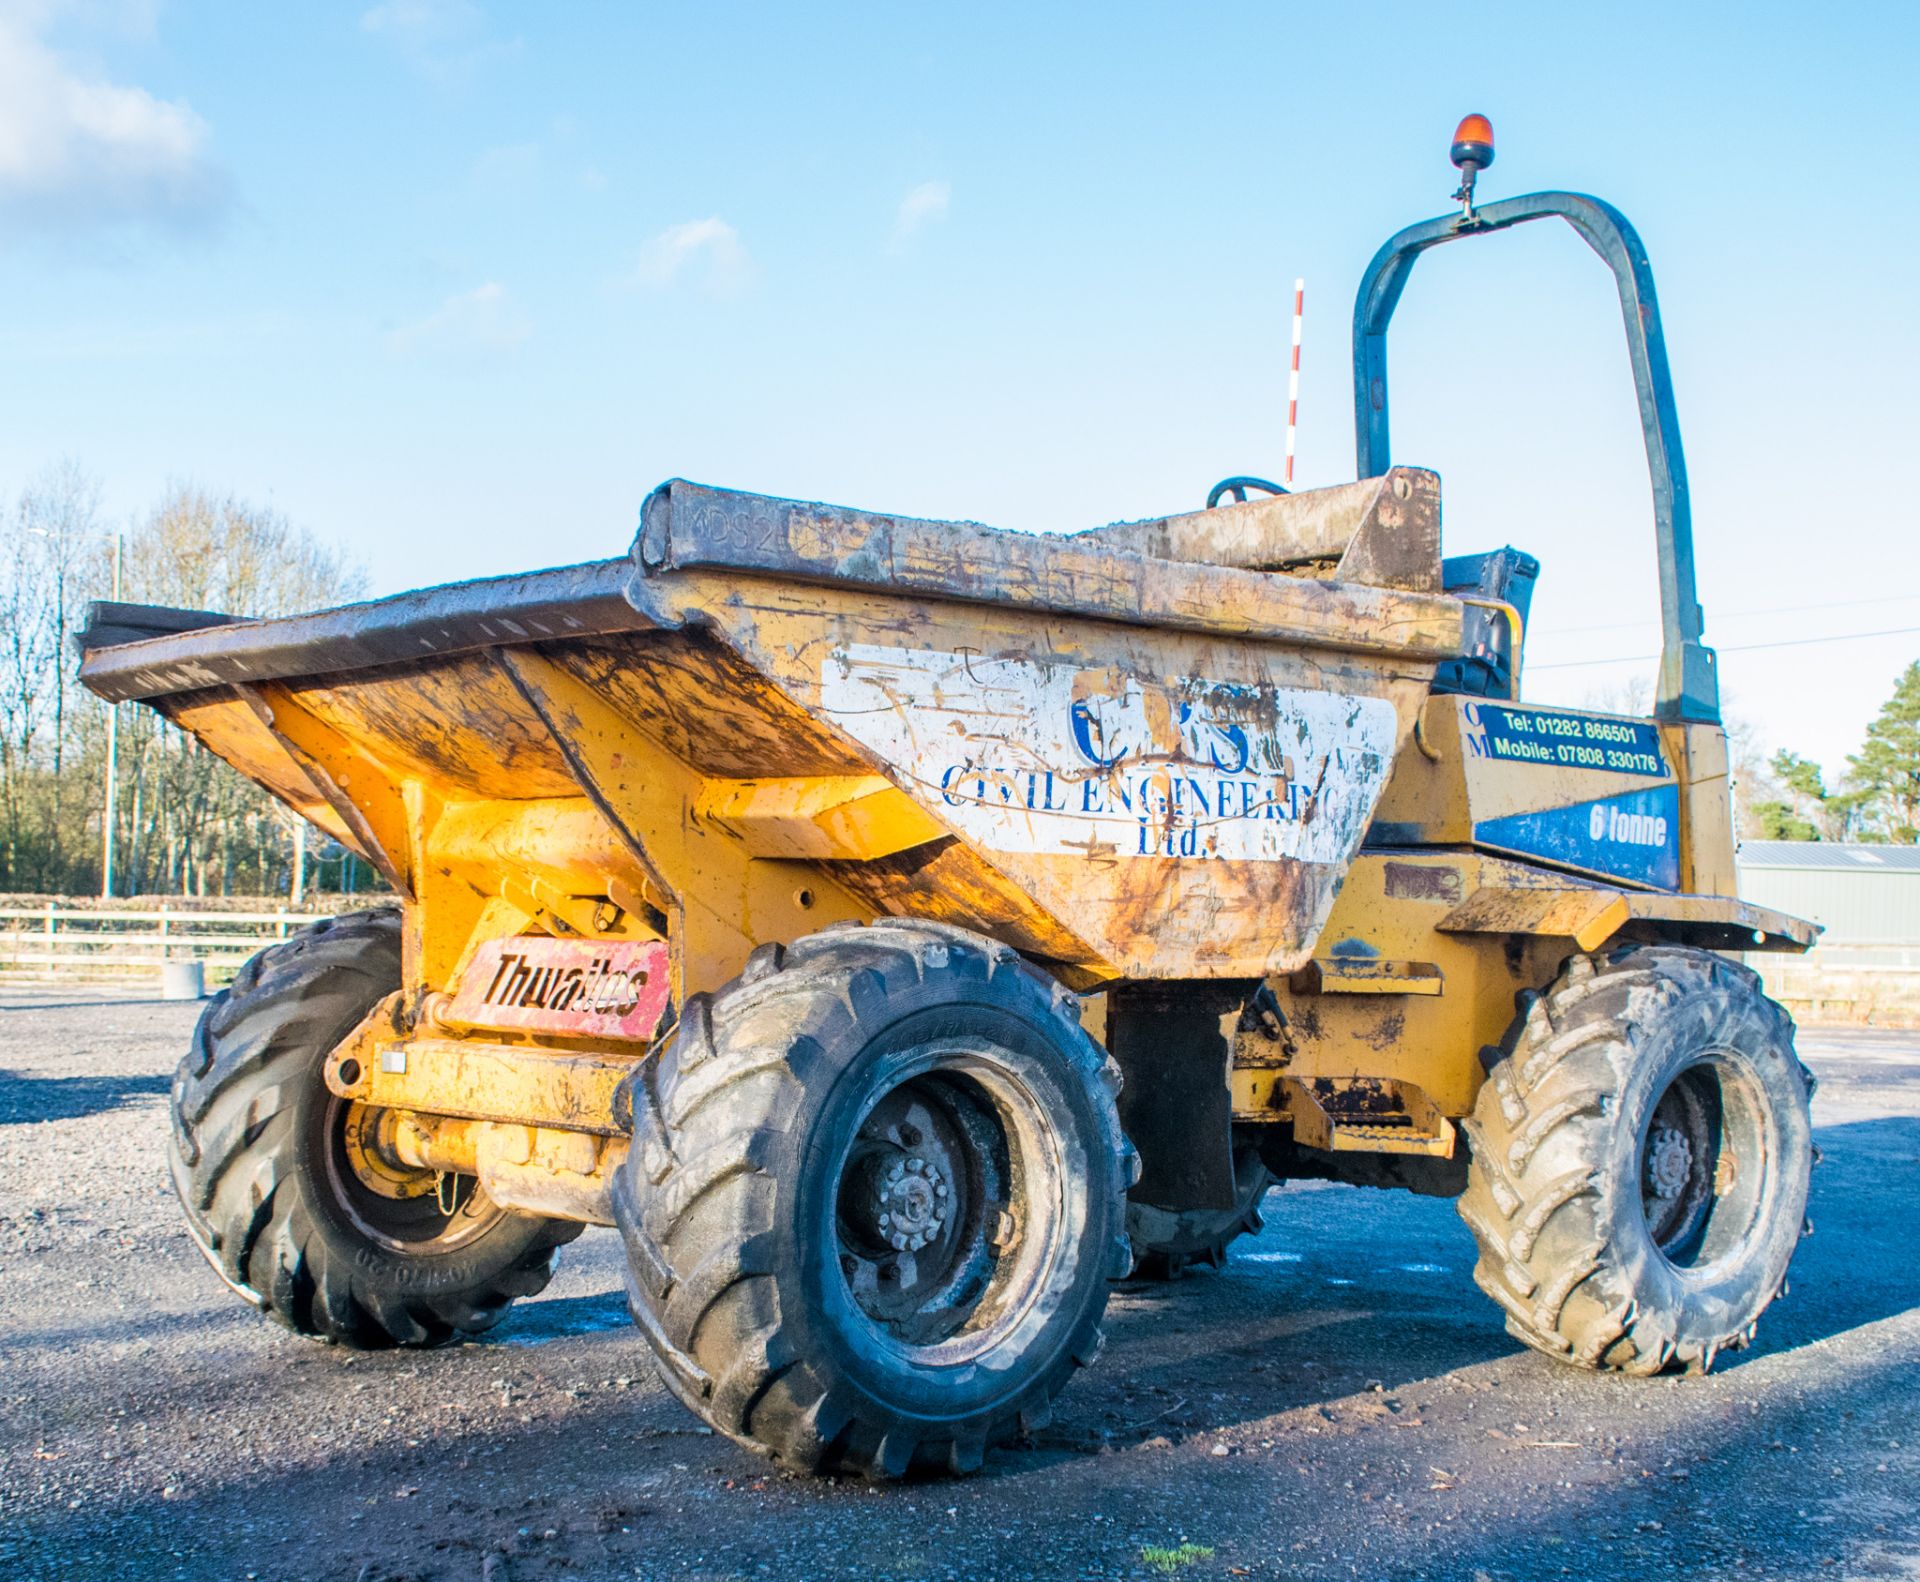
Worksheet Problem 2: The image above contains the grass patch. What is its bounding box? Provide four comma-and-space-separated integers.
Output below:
1141, 1543, 1215, 1575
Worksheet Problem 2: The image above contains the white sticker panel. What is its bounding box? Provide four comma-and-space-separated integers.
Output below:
820, 644, 1398, 863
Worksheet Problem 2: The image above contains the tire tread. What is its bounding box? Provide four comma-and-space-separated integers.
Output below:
612, 919, 1122, 1477
170, 907, 578, 1349
1458, 943, 1812, 1373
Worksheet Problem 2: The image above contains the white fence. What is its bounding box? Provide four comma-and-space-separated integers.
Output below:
0, 903, 327, 985
1750, 952, 1920, 1027
4, 901, 1916, 1022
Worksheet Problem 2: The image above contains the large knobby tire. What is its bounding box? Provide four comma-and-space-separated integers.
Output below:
1459, 944, 1813, 1374
612, 919, 1133, 1479
171, 908, 580, 1347
1127, 1145, 1275, 1279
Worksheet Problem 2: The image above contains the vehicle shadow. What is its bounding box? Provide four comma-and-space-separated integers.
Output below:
3, 1301, 251, 1356
1017, 1111, 1920, 1460
16, 1269, 1914, 1582
10, 1122, 1914, 1580
1743, 1112, 1920, 1359
0, 997, 183, 1014
0, 1067, 170, 1125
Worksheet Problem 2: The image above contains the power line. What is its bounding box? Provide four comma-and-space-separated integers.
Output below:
1552, 590, 1920, 636
1531, 624, 1920, 671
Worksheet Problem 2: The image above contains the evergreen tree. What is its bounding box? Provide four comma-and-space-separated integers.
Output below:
1745, 749, 1834, 841
1847, 661, 1920, 844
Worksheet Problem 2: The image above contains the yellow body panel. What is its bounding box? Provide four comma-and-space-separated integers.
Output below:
79, 471, 1816, 1222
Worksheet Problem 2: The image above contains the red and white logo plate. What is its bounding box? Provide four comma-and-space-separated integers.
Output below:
448, 935, 670, 1041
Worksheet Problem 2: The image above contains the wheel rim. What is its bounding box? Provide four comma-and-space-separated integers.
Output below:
1637, 1055, 1769, 1270
320, 1098, 503, 1254
832, 1039, 1068, 1365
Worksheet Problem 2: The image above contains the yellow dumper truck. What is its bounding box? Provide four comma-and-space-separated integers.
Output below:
78, 123, 1816, 1479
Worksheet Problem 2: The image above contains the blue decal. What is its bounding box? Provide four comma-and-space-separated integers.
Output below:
1474, 784, 1682, 890
1461, 702, 1669, 777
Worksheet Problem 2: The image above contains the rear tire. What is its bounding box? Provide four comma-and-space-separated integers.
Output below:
1458, 944, 1813, 1374
1127, 1145, 1275, 1278
170, 907, 580, 1348
612, 920, 1133, 1478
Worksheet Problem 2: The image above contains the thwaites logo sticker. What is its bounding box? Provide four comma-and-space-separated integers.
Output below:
447, 936, 670, 1040
820, 644, 1399, 863
1461, 701, 1670, 778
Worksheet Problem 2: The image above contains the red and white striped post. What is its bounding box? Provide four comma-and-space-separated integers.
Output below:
1285, 278, 1304, 485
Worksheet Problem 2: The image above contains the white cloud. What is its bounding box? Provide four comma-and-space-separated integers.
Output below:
889, 179, 950, 253
629, 217, 750, 295
469, 139, 540, 193
388, 281, 531, 355
0, 8, 228, 239
360, 0, 515, 80
469, 118, 601, 197
361, 0, 475, 47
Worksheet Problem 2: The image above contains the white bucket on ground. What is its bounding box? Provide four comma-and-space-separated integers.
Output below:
160, 960, 206, 1001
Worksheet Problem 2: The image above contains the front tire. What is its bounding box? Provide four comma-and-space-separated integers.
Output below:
170, 908, 581, 1348
612, 920, 1133, 1478
1458, 944, 1813, 1374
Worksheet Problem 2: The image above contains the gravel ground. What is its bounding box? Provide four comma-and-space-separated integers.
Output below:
2, 985, 1916, 1582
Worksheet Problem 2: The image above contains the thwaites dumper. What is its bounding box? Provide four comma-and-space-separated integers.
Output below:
80, 124, 1819, 1479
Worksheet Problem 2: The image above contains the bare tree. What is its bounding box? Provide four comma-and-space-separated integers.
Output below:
0, 501, 53, 880
0, 464, 101, 884
22, 462, 102, 874
122, 484, 363, 618
0, 471, 369, 897
105, 485, 367, 895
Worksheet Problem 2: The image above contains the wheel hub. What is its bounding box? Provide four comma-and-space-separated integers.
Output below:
1637, 1059, 1753, 1265
869, 1155, 953, 1252
323, 1098, 500, 1252
1644, 1125, 1694, 1200
339, 1103, 436, 1201
832, 1060, 1052, 1350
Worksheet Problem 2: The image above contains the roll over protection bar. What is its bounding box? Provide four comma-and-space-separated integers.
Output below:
1352, 191, 1719, 724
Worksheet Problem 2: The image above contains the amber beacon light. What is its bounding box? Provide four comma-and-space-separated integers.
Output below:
1449, 113, 1495, 215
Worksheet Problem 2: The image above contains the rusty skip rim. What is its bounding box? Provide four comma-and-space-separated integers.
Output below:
77, 480, 1467, 705
75, 557, 646, 705
630, 479, 1467, 664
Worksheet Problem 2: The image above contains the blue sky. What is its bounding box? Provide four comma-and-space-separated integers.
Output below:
2, 0, 1916, 782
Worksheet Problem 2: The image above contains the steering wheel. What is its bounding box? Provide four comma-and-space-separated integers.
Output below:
1206, 475, 1289, 509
